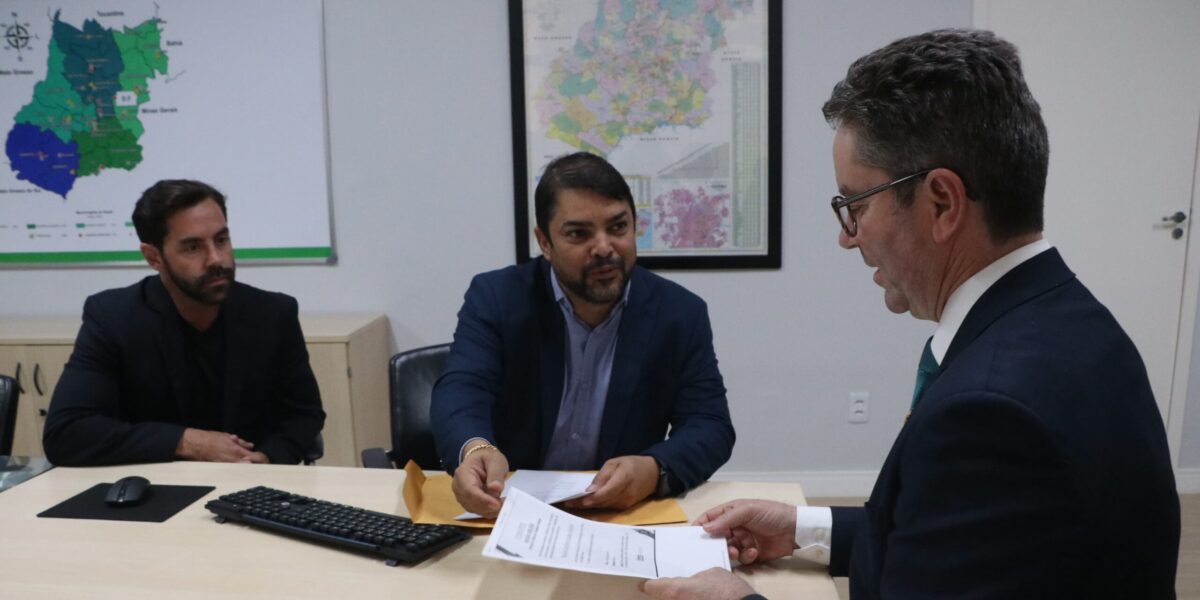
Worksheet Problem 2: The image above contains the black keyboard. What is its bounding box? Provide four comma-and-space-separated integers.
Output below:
205, 486, 470, 566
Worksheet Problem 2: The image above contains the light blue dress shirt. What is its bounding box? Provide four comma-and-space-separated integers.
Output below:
541, 269, 630, 470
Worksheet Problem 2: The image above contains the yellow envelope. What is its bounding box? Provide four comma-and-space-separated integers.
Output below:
401, 460, 687, 528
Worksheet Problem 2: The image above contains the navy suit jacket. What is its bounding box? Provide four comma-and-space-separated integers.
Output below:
43, 276, 325, 466
829, 249, 1179, 599
430, 258, 735, 492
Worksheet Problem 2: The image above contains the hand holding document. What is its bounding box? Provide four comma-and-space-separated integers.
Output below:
402, 461, 687, 528
483, 487, 730, 579
456, 470, 596, 520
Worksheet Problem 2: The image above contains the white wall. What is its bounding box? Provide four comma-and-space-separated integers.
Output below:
1181, 309, 1200, 468
1, 1, 1015, 483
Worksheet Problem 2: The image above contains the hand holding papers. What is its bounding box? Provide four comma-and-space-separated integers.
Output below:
483, 487, 730, 579
401, 461, 688, 528
456, 470, 596, 520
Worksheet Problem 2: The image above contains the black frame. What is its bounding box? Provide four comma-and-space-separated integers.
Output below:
508, 0, 782, 270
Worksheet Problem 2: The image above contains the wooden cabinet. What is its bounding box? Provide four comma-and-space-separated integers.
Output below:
298, 314, 390, 467
0, 319, 79, 458
0, 314, 390, 467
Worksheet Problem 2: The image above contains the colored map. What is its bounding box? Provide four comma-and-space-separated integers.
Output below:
534, 0, 753, 156
5, 10, 167, 198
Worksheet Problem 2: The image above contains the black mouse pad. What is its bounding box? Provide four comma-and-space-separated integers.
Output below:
37, 483, 216, 523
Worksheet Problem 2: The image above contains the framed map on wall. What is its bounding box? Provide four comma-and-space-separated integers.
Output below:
0, 0, 333, 266
509, 0, 781, 269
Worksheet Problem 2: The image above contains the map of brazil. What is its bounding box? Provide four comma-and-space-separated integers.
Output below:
6, 10, 167, 198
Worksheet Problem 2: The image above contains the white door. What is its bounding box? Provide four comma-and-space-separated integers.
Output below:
974, 1, 1200, 454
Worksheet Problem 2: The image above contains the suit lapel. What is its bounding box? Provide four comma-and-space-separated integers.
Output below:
144, 277, 191, 418
535, 259, 566, 464
596, 266, 657, 465
942, 248, 1076, 370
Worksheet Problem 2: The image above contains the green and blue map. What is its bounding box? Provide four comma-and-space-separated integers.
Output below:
5, 10, 167, 198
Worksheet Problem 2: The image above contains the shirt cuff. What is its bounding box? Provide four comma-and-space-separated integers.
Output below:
793, 506, 833, 565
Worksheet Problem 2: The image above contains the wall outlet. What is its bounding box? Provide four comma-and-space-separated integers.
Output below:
848, 392, 869, 424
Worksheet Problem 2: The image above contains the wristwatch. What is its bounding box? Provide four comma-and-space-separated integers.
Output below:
654, 459, 675, 498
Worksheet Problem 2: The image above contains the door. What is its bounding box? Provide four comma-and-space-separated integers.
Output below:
975, 1, 1200, 445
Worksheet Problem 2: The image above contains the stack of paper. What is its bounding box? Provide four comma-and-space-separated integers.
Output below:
482, 487, 730, 579
400, 461, 687, 528
456, 470, 596, 520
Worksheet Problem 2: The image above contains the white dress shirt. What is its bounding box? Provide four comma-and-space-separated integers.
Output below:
791, 238, 1052, 565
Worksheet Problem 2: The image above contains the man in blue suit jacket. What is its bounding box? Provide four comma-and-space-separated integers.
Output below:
642, 29, 1179, 600
432, 152, 735, 518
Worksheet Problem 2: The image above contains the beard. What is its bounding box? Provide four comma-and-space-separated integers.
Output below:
557, 255, 630, 305
164, 258, 236, 306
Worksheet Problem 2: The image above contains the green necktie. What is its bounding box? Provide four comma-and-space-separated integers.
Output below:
910, 337, 939, 411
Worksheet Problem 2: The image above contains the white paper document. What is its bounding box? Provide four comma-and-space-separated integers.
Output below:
456, 470, 596, 520
482, 487, 730, 579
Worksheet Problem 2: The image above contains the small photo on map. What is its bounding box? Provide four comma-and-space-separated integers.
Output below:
652, 182, 732, 249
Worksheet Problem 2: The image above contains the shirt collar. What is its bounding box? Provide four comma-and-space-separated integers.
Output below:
929, 238, 1052, 364
549, 265, 632, 327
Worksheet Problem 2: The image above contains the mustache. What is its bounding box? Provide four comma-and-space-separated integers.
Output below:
198, 265, 235, 285
582, 256, 623, 276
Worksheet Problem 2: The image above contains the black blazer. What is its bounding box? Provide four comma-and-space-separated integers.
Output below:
430, 257, 735, 492
43, 276, 325, 466
829, 249, 1179, 599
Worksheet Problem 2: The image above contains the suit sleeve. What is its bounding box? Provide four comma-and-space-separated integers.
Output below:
878, 391, 1080, 597
43, 296, 185, 466
431, 275, 503, 472
255, 296, 325, 464
640, 302, 735, 493
829, 506, 864, 577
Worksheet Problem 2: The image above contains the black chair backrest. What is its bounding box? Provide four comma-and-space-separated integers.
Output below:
0, 375, 19, 456
388, 344, 450, 470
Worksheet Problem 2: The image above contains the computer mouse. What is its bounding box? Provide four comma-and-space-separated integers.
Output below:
105, 476, 151, 507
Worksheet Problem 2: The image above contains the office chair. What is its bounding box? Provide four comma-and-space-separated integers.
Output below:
0, 375, 19, 457
361, 343, 449, 470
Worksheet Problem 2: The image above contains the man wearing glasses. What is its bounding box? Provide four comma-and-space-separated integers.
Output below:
641, 29, 1178, 600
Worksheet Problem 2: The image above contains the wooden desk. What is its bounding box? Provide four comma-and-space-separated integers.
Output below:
0, 463, 838, 599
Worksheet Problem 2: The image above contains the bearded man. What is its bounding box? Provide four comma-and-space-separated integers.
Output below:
44, 179, 325, 466
432, 152, 735, 517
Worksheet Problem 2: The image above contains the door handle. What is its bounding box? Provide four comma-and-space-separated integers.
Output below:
14, 362, 25, 395
1154, 212, 1188, 239
33, 363, 44, 396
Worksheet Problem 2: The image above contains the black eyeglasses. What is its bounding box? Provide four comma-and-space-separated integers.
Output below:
831, 169, 932, 237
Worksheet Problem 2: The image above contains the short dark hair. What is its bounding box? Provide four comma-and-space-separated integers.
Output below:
534, 152, 636, 235
132, 179, 227, 249
822, 28, 1048, 241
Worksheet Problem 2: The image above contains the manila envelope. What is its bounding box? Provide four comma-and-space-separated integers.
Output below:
401, 460, 688, 529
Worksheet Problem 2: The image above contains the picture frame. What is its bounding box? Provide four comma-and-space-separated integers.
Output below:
509, 0, 782, 269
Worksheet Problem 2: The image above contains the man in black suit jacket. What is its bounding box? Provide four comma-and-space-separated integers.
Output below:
641, 29, 1179, 600
43, 180, 324, 466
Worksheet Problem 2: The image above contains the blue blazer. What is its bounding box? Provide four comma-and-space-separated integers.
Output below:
431, 258, 735, 492
44, 276, 326, 466
830, 249, 1179, 599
